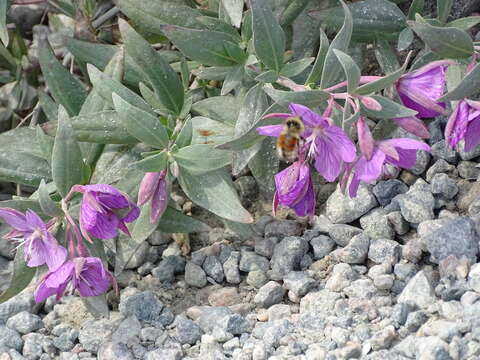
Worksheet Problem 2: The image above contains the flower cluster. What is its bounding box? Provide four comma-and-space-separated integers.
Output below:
255, 59, 473, 217
0, 184, 139, 303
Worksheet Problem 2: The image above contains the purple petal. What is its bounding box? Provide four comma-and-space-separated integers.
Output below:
356, 117, 374, 160
354, 148, 386, 183
150, 179, 168, 223
77, 258, 110, 297
324, 126, 356, 162
0, 208, 29, 231
122, 201, 140, 223
44, 239, 67, 271
80, 201, 119, 239
465, 117, 480, 152
44, 260, 74, 288
24, 238, 48, 268
313, 138, 342, 182
445, 100, 470, 148
25, 210, 46, 231
386, 148, 417, 169
398, 90, 444, 118
256, 125, 284, 137
289, 103, 328, 128
348, 175, 361, 198
383, 138, 431, 152
34, 279, 59, 303
138, 172, 162, 206
290, 178, 315, 217
274, 162, 310, 206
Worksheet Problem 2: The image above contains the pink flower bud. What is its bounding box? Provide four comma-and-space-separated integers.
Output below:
393, 117, 430, 139
360, 96, 382, 111
356, 117, 374, 161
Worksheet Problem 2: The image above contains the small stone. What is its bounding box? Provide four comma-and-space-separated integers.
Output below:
207, 227, 225, 244
111, 316, 141, 344
255, 237, 278, 258
22, 333, 44, 359
137, 262, 155, 276
394, 262, 418, 281
247, 270, 269, 289
423, 216, 479, 264
98, 342, 134, 360
147, 231, 170, 246
203, 256, 225, 283
331, 233, 370, 264
398, 270, 436, 309
300, 253, 313, 270
218, 244, 233, 264
430, 173, 458, 200
152, 256, 185, 283
175, 316, 202, 345
145, 348, 182, 360
310, 235, 335, 260
191, 250, 207, 266
373, 179, 408, 206
217, 314, 250, 335
196, 307, 233, 333
254, 281, 286, 308
373, 274, 394, 290
158, 307, 175, 327
325, 263, 356, 292
327, 224, 363, 247
283, 271, 316, 297
360, 208, 395, 239
411, 150, 431, 175
370, 325, 396, 351
223, 251, 241, 285
432, 140, 458, 164
391, 302, 412, 328
6, 311, 43, 334
267, 304, 291, 321
368, 239, 401, 264
426, 159, 457, 182
305, 344, 326, 360
0, 291, 35, 323
119, 291, 164, 322
468, 263, 480, 293
415, 336, 451, 360
0, 325, 23, 353
239, 251, 270, 272
387, 211, 409, 235
458, 161, 480, 179
269, 236, 309, 280
402, 239, 423, 263
398, 189, 435, 224
264, 220, 303, 238
326, 185, 378, 224
458, 140, 480, 160
208, 287, 240, 307
185, 262, 208, 288
78, 318, 117, 353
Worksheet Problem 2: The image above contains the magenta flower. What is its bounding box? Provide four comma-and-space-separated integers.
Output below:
34, 257, 110, 303
445, 99, 480, 152
273, 161, 315, 217
257, 103, 356, 181
396, 60, 452, 118
0, 208, 66, 270
138, 170, 168, 223
72, 184, 140, 240
348, 138, 431, 197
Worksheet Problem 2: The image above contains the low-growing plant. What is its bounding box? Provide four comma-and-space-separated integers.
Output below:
0, 0, 479, 314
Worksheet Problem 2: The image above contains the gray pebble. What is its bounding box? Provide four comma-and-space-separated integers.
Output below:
254, 281, 286, 308
185, 262, 208, 288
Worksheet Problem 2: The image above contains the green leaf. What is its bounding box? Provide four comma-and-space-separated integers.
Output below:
409, 15, 473, 59
38, 179, 62, 217
178, 167, 253, 223
221, 0, 243, 28
0, 127, 45, 159
375, 40, 400, 73
447, 16, 480, 30
159, 207, 210, 233
333, 49, 360, 93
112, 93, 169, 149
174, 144, 232, 174
407, 0, 424, 20
440, 63, 480, 101
306, 28, 329, 85
320, 0, 353, 89
356, 59, 407, 95
191, 116, 235, 145
87, 64, 153, 114
192, 96, 241, 125
280, 57, 314, 78
249, 137, 278, 192
223, 42, 247, 64
132, 151, 168, 172
38, 91, 59, 123
0, 0, 9, 47
397, 28, 414, 51
0, 150, 50, 187
437, 0, 453, 23
280, 0, 312, 27
264, 85, 330, 107
221, 65, 245, 95
314, 0, 405, 43
175, 117, 193, 148
161, 25, 238, 67
52, 106, 84, 198
38, 36, 87, 116
0, 199, 43, 215
119, 20, 184, 115
36, 126, 54, 163
250, 0, 286, 73
361, 95, 418, 119
255, 70, 279, 83
0, 248, 36, 303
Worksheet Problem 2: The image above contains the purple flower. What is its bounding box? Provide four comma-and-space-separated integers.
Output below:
273, 161, 315, 217
257, 103, 356, 181
0, 208, 66, 270
72, 184, 140, 240
34, 257, 110, 303
138, 170, 168, 223
396, 60, 452, 118
445, 99, 480, 152
348, 138, 431, 197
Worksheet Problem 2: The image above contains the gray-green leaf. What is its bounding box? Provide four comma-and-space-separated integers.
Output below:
440, 63, 480, 101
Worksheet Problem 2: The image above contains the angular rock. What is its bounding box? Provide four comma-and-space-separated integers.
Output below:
373, 179, 409, 206
145, 348, 183, 360
426, 159, 457, 183
430, 173, 458, 199
246, 270, 268, 289
254, 281, 285, 308
310, 235, 335, 260
397, 189, 435, 224
152, 256, 185, 282
254, 237, 278, 259
398, 271, 436, 309
264, 220, 303, 238
0, 291, 35, 322
270, 236, 308, 280
98, 342, 134, 360
431, 140, 458, 164
175, 316, 202, 345
0, 325, 23, 353
78, 318, 117, 353
327, 224, 363, 247
185, 262, 208, 288
331, 233, 370, 264
387, 211, 409, 235
203, 256, 224, 283
326, 185, 378, 224
325, 263, 356, 292
360, 208, 395, 240
239, 251, 270, 273
119, 291, 164, 322
457, 161, 480, 180
368, 239, 401, 264
283, 271, 316, 297
223, 251, 241, 284
6, 311, 43, 334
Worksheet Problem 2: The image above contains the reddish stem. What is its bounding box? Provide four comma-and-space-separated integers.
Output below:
323, 76, 383, 92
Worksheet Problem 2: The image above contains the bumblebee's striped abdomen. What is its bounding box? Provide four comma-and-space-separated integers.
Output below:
277, 134, 299, 162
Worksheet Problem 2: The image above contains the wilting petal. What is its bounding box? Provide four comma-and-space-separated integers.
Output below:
445, 100, 470, 148
150, 179, 168, 223
0, 208, 29, 231
393, 117, 430, 139
289, 103, 328, 128
355, 148, 386, 183
262, 112, 291, 119
324, 126, 356, 162
360, 96, 382, 111
357, 117, 374, 160
138, 172, 162, 206
256, 124, 284, 137
465, 117, 480, 152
